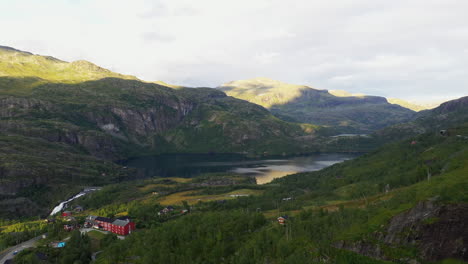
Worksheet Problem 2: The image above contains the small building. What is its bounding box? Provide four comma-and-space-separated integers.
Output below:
63, 224, 75, 231
277, 215, 289, 225
74, 206, 84, 212
158, 206, 175, 215
61, 211, 72, 217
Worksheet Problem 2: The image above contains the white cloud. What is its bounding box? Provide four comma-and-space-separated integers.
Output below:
1, 0, 467, 102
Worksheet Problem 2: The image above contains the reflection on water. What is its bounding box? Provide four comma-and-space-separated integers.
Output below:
123, 153, 357, 184
230, 155, 355, 184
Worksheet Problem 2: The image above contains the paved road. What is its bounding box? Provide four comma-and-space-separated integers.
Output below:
0, 236, 42, 263
80, 228, 125, 240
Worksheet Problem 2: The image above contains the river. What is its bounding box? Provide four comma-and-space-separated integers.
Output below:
123, 153, 358, 184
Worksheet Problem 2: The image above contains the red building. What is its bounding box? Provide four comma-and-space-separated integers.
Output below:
277, 215, 288, 225
94, 216, 113, 231
87, 216, 135, 236
61, 211, 72, 217
110, 219, 136, 235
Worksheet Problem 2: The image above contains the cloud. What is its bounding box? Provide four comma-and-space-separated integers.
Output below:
1, 0, 467, 103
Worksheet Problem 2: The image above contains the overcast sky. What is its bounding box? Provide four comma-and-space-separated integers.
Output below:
2, 0, 467, 104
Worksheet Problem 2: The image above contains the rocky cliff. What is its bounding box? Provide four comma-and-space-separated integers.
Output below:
336, 200, 468, 263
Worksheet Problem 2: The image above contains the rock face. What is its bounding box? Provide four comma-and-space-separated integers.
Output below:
336, 201, 468, 262
385, 201, 468, 261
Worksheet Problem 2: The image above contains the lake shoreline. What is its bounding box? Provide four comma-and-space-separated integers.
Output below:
121, 152, 361, 184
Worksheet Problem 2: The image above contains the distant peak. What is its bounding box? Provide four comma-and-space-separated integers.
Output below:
220, 78, 314, 90
329, 90, 366, 98
70, 60, 109, 72
0, 45, 33, 55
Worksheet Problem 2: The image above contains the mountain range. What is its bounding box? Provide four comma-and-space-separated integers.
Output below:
2, 46, 466, 218
0, 45, 467, 264
219, 78, 420, 133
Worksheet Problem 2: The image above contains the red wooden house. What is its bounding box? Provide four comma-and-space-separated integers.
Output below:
277, 215, 288, 225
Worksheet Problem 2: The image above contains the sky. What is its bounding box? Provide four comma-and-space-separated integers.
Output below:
1, 0, 467, 104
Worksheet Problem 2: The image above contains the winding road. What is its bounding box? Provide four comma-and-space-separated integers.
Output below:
0, 235, 42, 263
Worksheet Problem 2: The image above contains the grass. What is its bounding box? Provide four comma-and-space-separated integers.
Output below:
156, 189, 264, 206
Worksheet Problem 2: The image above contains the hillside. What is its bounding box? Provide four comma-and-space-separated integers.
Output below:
374, 96, 468, 143
0, 46, 319, 218
329, 90, 429, 112
219, 78, 416, 133
12, 121, 466, 263
0, 45, 136, 83
95, 123, 468, 263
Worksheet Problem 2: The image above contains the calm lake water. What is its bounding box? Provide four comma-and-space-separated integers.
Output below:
123, 153, 358, 184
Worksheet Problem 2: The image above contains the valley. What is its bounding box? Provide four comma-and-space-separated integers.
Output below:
0, 45, 467, 264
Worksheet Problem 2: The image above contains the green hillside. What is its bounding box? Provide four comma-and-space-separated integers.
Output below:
0, 45, 136, 83
16, 121, 465, 264
374, 96, 468, 143
99, 124, 467, 263
219, 78, 416, 133
0, 46, 319, 218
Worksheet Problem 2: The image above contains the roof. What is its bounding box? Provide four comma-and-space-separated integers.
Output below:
87, 215, 98, 221
95, 216, 113, 223
116, 216, 131, 221
112, 219, 131, 227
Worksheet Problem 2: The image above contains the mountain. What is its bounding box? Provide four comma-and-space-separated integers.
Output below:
0, 46, 319, 218
219, 78, 417, 133
328, 90, 429, 112
0, 45, 136, 82
386, 98, 429, 112
374, 96, 468, 143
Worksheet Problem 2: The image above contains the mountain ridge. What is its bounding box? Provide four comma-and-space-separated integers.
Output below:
219, 77, 417, 133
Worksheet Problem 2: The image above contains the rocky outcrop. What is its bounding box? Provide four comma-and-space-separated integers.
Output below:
336, 201, 468, 262
0, 97, 55, 118
384, 201, 468, 261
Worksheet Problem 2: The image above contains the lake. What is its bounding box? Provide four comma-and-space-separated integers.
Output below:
123, 153, 358, 184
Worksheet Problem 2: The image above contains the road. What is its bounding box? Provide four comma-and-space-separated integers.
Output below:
80, 228, 125, 240
0, 235, 42, 263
